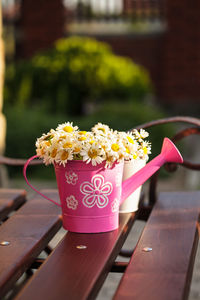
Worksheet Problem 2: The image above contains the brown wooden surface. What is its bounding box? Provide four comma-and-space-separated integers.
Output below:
0, 190, 62, 298
114, 191, 200, 300
16, 212, 136, 300
0, 189, 26, 222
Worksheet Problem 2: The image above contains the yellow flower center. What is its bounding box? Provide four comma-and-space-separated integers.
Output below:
51, 148, 57, 158
118, 153, 124, 160
101, 144, 106, 151
63, 126, 73, 133
111, 143, 120, 152
98, 128, 106, 133
74, 146, 81, 152
143, 147, 148, 155
133, 154, 138, 159
45, 141, 51, 146
78, 136, 86, 141
127, 136, 134, 144
79, 131, 87, 135
126, 147, 130, 154
41, 148, 46, 155
61, 151, 69, 161
89, 139, 94, 145
63, 142, 73, 148
88, 149, 98, 159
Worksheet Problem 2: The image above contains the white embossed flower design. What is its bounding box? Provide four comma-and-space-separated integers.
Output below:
65, 171, 78, 185
66, 195, 78, 210
111, 198, 119, 213
80, 174, 113, 208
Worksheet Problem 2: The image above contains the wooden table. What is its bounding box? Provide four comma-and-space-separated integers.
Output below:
0, 189, 199, 300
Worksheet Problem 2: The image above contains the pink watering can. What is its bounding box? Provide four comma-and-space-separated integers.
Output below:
23, 138, 183, 233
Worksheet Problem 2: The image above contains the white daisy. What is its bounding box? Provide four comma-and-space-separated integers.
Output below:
45, 138, 60, 163
56, 122, 78, 133
36, 129, 56, 147
80, 143, 104, 166
132, 128, 149, 142
106, 140, 125, 164
105, 154, 116, 168
138, 141, 151, 161
92, 122, 111, 136
59, 134, 74, 150
140, 129, 149, 139
124, 142, 138, 161
56, 149, 73, 166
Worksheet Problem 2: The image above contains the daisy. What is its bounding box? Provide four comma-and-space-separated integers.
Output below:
124, 132, 138, 148
124, 142, 138, 161
72, 139, 84, 160
80, 143, 104, 166
106, 140, 125, 163
92, 122, 111, 136
46, 142, 59, 164
132, 129, 149, 143
56, 149, 73, 166
36, 129, 56, 147
76, 130, 91, 142
72, 140, 83, 154
139, 141, 151, 160
36, 143, 47, 157
48, 143, 58, 161
105, 154, 116, 168
139, 129, 149, 139
56, 122, 78, 133
59, 134, 74, 150
125, 132, 137, 145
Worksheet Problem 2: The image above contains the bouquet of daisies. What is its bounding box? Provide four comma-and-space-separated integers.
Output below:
36, 122, 151, 168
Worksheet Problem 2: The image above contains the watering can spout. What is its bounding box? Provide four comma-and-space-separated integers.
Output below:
160, 137, 183, 164
121, 138, 183, 204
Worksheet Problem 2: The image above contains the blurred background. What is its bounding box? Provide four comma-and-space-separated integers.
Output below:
0, 0, 200, 188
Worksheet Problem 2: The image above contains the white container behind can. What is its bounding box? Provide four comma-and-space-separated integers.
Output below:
120, 159, 146, 213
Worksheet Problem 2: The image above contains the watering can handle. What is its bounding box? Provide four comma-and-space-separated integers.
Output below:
23, 155, 61, 207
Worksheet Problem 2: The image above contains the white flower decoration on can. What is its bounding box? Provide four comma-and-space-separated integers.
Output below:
111, 198, 119, 213
66, 195, 78, 210
80, 174, 113, 208
65, 171, 78, 185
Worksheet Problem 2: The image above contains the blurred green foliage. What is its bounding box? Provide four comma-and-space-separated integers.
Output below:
3, 36, 175, 179
4, 36, 152, 115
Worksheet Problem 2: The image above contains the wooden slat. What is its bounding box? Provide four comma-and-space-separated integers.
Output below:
0, 190, 62, 298
16, 212, 136, 300
113, 191, 200, 300
0, 188, 26, 222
